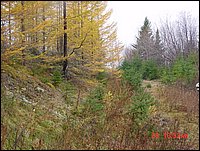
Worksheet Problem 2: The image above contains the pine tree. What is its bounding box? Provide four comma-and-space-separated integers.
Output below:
155, 29, 164, 65
132, 17, 155, 60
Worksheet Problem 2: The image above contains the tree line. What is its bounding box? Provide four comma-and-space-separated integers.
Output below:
125, 13, 199, 67
123, 13, 199, 87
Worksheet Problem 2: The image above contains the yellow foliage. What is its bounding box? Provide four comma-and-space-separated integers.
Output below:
1, 1, 124, 87
149, 105, 158, 115
47, 83, 56, 89
103, 91, 114, 107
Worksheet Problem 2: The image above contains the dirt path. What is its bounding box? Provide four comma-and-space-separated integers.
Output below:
142, 80, 163, 99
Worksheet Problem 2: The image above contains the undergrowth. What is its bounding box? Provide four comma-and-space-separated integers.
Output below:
1, 60, 199, 150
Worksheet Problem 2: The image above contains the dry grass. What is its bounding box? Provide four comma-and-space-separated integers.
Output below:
55, 77, 198, 150
158, 84, 199, 116
156, 83, 199, 150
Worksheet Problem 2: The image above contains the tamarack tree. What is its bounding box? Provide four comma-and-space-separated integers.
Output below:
1, 1, 123, 85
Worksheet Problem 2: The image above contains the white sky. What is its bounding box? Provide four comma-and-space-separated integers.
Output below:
107, 1, 199, 47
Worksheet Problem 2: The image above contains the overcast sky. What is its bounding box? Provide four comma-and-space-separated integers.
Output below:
107, 1, 199, 47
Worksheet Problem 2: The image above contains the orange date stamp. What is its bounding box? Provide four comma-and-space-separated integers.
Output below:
151, 132, 188, 139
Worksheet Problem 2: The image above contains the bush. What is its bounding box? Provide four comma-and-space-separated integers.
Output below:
52, 69, 63, 86
172, 55, 197, 84
121, 57, 160, 89
142, 60, 159, 80
62, 82, 76, 105
161, 53, 198, 85
160, 68, 176, 84
129, 88, 156, 127
121, 57, 143, 89
82, 85, 105, 115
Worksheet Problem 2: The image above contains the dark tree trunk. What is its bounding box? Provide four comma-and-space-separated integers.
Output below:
42, 5, 45, 52
8, 2, 11, 46
63, 1, 68, 77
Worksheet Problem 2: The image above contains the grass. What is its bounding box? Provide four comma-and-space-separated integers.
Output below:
158, 84, 199, 116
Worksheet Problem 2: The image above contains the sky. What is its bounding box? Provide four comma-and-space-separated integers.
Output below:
107, 1, 199, 47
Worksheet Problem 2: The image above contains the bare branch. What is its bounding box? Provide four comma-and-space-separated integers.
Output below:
69, 33, 88, 56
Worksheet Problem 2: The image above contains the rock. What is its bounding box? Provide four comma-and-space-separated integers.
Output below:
5, 90, 14, 99
35, 87, 45, 93
22, 96, 32, 104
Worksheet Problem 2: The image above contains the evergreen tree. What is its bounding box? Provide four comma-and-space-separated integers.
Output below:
155, 29, 164, 65
132, 17, 155, 60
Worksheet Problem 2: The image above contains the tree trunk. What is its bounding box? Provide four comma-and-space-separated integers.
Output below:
63, 1, 68, 78
8, 2, 11, 46
42, 5, 45, 52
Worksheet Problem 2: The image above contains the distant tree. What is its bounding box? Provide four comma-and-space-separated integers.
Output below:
154, 29, 164, 65
160, 12, 199, 64
132, 17, 155, 61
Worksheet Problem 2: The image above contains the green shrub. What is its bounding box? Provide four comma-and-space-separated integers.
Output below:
31, 64, 46, 76
121, 57, 160, 89
161, 53, 198, 85
82, 85, 105, 115
142, 59, 159, 80
61, 82, 76, 105
52, 69, 63, 86
129, 88, 156, 126
161, 68, 176, 84
40, 76, 51, 84
172, 55, 197, 84
121, 57, 143, 89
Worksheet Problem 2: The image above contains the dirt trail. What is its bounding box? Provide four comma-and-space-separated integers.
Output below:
142, 80, 163, 99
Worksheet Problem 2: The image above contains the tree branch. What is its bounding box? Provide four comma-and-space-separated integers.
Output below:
69, 33, 88, 56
